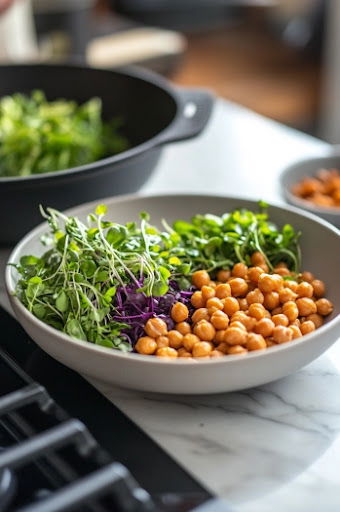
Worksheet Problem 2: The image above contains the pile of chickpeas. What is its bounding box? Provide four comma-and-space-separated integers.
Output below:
291, 168, 340, 208
135, 251, 334, 359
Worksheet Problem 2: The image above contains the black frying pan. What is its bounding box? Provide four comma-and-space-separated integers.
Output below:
0, 63, 213, 244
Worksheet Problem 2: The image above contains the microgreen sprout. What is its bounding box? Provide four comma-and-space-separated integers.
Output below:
14, 202, 301, 351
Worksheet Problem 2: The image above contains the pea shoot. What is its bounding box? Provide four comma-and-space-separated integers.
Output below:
13, 202, 301, 351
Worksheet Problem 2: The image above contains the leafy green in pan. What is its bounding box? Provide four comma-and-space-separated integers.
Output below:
0, 90, 128, 177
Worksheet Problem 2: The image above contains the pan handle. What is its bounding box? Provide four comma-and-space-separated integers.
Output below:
156, 88, 214, 145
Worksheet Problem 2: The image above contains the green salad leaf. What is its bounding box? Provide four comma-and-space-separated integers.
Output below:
13, 202, 301, 349
0, 90, 128, 177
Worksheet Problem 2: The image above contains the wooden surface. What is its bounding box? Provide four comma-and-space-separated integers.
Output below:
171, 21, 320, 130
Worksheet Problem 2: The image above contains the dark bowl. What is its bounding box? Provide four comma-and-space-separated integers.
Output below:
0, 63, 213, 244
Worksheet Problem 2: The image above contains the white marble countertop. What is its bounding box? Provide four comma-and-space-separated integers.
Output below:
1, 99, 340, 512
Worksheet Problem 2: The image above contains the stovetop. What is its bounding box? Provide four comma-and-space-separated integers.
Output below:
0, 305, 231, 511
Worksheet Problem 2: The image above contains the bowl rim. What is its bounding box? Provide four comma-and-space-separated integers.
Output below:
0, 63, 180, 184
5, 192, 340, 367
280, 155, 340, 218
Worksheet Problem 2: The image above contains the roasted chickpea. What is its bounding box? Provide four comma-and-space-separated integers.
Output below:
259, 263, 269, 272
316, 298, 333, 316
254, 318, 274, 337
156, 335, 169, 349
263, 291, 280, 310
246, 288, 264, 305
311, 279, 326, 298
201, 285, 215, 302
206, 297, 224, 311
242, 316, 257, 332
294, 177, 321, 196
272, 314, 289, 327
156, 347, 178, 358
193, 320, 216, 341
271, 273, 285, 289
246, 333, 266, 351
232, 262, 248, 278
224, 327, 247, 345
208, 281, 217, 289
231, 311, 247, 322
306, 313, 323, 328
266, 339, 276, 347
312, 193, 335, 207
247, 266, 265, 284
216, 342, 229, 354
289, 325, 302, 339
296, 297, 317, 316
291, 318, 301, 327
215, 283, 231, 299
176, 322, 191, 335
296, 282, 313, 298
171, 302, 189, 323
258, 273, 283, 293
300, 320, 316, 335
247, 281, 257, 292
183, 333, 200, 352
301, 271, 314, 283
273, 325, 293, 344
145, 317, 167, 338
229, 278, 248, 297
192, 308, 210, 324
251, 251, 266, 266
231, 311, 256, 331
333, 188, 340, 203
191, 291, 205, 309
192, 341, 213, 357
282, 301, 299, 323
279, 287, 297, 303
271, 306, 283, 316
177, 348, 192, 358
223, 297, 240, 316
167, 330, 183, 349
135, 336, 158, 355
229, 321, 247, 332
210, 310, 230, 330
228, 345, 248, 355
238, 298, 248, 311
216, 269, 230, 282
211, 349, 225, 358
276, 262, 288, 269
284, 280, 298, 292
248, 303, 266, 320
192, 270, 210, 289
274, 267, 291, 277
215, 329, 227, 343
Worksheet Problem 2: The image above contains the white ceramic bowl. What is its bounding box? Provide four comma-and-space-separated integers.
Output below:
6, 194, 340, 394
280, 154, 340, 228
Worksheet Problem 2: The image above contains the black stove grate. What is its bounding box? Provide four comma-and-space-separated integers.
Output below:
0, 347, 154, 512
0, 306, 231, 512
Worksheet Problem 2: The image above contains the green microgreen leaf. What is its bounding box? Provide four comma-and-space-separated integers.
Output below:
65, 318, 87, 341
55, 290, 69, 312
13, 200, 301, 354
95, 204, 107, 216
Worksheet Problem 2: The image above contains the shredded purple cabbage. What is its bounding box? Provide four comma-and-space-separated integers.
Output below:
111, 280, 194, 349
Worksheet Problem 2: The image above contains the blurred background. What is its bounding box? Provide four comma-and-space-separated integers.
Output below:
0, 0, 338, 142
